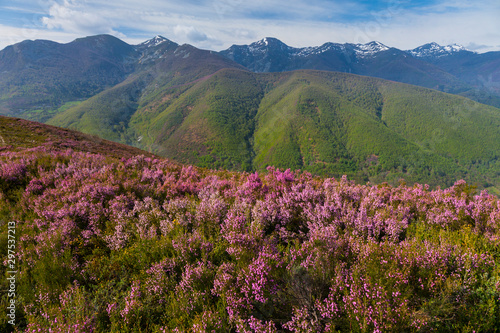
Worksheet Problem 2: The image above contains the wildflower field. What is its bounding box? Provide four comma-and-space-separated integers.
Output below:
1, 147, 500, 332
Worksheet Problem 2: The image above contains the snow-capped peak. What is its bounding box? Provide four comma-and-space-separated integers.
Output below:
408, 42, 470, 58
354, 41, 390, 57
247, 37, 290, 54
237, 39, 392, 59
252, 37, 287, 48
140, 35, 170, 48
135, 35, 178, 64
292, 42, 344, 57
251, 38, 270, 48
443, 43, 467, 52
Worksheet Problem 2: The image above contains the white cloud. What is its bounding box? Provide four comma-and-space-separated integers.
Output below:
0, 0, 498, 52
0, 23, 81, 50
173, 25, 209, 43
370, 3, 500, 51
40, 0, 125, 37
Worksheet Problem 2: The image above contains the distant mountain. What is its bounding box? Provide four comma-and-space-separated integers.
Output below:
0, 34, 243, 122
408, 42, 470, 59
220, 38, 500, 107
405, 43, 500, 103
1, 34, 499, 118
221, 38, 396, 72
0, 35, 138, 116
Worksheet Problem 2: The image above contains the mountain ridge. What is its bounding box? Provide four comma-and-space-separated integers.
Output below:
219, 37, 500, 108
1, 34, 499, 116
408, 42, 471, 58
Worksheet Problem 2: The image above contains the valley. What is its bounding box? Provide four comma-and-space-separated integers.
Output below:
1, 34, 499, 191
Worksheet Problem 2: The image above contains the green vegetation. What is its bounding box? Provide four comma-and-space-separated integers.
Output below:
17, 101, 83, 123
48, 75, 151, 143
47, 68, 500, 189
1, 145, 500, 332
0, 35, 137, 116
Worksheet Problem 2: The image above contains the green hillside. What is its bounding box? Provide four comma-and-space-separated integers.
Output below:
48, 68, 500, 191
46, 73, 152, 143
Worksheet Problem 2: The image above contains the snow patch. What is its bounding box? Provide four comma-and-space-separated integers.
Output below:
354, 41, 390, 57
408, 42, 471, 58
139, 35, 170, 49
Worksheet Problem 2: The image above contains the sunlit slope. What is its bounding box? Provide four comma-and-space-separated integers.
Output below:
0, 115, 154, 159
251, 70, 500, 186
49, 68, 500, 188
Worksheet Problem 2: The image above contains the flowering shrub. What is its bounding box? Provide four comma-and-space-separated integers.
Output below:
1, 148, 500, 332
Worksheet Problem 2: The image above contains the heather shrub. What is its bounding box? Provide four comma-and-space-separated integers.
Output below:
1, 148, 500, 332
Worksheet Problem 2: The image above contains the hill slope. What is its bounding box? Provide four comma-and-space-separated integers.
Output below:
2, 131, 500, 332
49, 68, 500, 190
0, 115, 154, 159
47, 43, 244, 143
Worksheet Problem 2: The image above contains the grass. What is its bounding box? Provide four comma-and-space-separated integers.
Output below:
18, 101, 83, 123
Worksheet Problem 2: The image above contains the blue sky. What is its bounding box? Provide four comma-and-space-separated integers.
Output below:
0, 0, 498, 52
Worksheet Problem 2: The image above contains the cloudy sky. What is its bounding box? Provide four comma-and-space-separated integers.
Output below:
0, 0, 499, 52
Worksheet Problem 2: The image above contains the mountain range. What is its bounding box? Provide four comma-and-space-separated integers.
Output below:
1, 34, 499, 117
1, 34, 500, 191
221, 38, 500, 107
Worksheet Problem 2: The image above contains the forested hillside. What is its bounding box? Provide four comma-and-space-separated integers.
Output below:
49, 68, 500, 192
